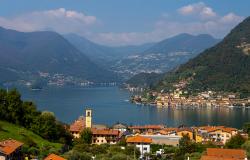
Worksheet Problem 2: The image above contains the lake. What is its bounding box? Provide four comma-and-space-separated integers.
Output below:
16, 86, 250, 128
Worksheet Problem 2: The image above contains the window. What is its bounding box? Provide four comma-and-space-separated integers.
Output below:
87, 111, 90, 117
144, 147, 147, 151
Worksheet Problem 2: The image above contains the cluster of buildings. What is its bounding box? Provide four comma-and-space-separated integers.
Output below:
69, 109, 247, 159
0, 108, 248, 160
133, 90, 250, 108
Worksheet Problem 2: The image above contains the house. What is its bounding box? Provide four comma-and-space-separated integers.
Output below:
44, 154, 66, 160
177, 128, 194, 140
126, 136, 152, 156
91, 129, 120, 145
129, 125, 165, 134
112, 123, 127, 132
0, 139, 23, 160
197, 126, 238, 144
200, 148, 247, 160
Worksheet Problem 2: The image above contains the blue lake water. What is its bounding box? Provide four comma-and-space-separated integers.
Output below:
17, 86, 250, 128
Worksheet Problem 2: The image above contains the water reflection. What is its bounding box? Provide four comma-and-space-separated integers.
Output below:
16, 86, 250, 128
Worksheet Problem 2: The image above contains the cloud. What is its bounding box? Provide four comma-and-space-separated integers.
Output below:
0, 8, 96, 33
92, 2, 244, 46
0, 4, 244, 46
178, 2, 216, 19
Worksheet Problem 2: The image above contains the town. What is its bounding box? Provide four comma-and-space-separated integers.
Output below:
2, 108, 250, 160
131, 89, 250, 108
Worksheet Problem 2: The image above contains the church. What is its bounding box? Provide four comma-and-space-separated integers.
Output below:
69, 108, 120, 145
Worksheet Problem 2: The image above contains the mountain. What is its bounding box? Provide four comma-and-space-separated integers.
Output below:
126, 72, 164, 88
0, 27, 118, 85
64, 34, 155, 66
114, 33, 220, 79
154, 17, 250, 96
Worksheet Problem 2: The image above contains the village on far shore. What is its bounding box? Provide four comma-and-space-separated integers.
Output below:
130, 86, 250, 108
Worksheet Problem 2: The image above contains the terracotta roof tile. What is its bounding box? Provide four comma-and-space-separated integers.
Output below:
126, 136, 152, 144
0, 139, 23, 155
200, 148, 247, 160
69, 116, 85, 132
44, 154, 66, 160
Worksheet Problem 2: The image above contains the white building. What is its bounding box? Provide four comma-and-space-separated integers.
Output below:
126, 136, 152, 156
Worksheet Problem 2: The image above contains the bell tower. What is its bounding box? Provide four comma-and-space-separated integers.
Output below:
85, 108, 92, 128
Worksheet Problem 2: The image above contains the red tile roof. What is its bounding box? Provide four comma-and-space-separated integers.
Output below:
0, 139, 23, 155
199, 126, 238, 133
126, 136, 152, 144
69, 116, 85, 132
200, 148, 247, 160
91, 129, 119, 136
44, 154, 66, 160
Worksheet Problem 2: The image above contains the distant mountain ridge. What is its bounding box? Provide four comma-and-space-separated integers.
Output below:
0, 27, 118, 84
64, 34, 155, 65
117, 33, 220, 80
143, 33, 219, 54
154, 17, 250, 96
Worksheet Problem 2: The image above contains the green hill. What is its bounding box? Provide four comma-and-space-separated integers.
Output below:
154, 17, 250, 96
0, 121, 62, 149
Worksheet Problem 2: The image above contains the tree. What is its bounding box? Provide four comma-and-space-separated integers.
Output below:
31, 111, 58, 141
225, 134, 246, 149
242, 140, 250, 158
80, 128, 92, 144
243, 123, 250, 136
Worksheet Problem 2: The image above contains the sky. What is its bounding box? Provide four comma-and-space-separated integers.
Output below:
0, 0, 249, 46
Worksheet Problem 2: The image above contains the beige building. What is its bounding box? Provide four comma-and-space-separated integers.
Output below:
91, 129, 120, 145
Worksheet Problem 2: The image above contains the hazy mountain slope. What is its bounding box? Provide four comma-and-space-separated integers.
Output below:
114, 33, 220, 79
155, 17, 250, 95
0, 27, 118, 84
64, 34, 155, 64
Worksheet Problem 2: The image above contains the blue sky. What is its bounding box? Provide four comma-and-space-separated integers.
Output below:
0, 0, 249, 46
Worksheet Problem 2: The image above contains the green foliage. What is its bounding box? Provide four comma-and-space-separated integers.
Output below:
110, 153, 129, 160
242, 140, 250, 158
0, 120, 62, 158
243, 122, 250, 136
225, 134, 246, 149
64, 150, 92, 160
0, 88, 72, 145
80, 128, 93, 144
185, 152, 202, 160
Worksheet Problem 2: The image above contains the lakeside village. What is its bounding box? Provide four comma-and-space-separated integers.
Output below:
2, 108, 250, 160
129, 87, 250, 108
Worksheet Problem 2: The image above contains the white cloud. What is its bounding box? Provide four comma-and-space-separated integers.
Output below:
178, 2, 216, 19
0, 8, 96, 33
